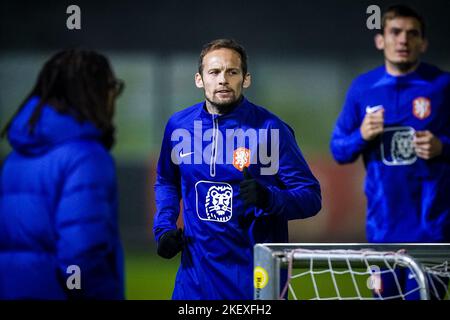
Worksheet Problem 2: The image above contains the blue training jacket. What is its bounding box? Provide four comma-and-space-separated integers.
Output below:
0, 97, 124, 299
153, 97, 321, 299
331, 63, 450, 242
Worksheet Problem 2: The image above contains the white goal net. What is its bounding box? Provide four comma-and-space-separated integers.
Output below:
254, 243, 450, 300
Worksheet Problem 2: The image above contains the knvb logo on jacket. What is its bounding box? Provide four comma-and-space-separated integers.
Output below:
381, 126, 417, 166
170, 121, 279, 175
233, 147, 250, 171
412, 97, 431, 120
195, 181, 233, 222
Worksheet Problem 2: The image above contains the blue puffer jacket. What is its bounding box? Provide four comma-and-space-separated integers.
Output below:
0, 97, 124, 299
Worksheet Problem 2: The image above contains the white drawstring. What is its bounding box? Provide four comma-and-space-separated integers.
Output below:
210, 114, 219, 177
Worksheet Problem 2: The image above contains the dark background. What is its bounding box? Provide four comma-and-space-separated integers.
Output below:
2, 0, 450, 57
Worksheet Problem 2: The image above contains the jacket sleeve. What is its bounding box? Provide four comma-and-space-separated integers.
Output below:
55, 146, 123, 299
438, 135, 450, 160
330, 80, 369, 164
436, 86, 450, 161
261, 121, 322, 220
153, 120, 181, 242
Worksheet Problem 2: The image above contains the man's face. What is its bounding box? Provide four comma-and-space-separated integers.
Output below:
195, 48, 250, 111
376, 17, 427, 70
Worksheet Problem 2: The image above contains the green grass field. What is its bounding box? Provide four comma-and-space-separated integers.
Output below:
124, 254, 384, 300
287, 268, 376, 300
125, 253, 180, 299
124, 254, 449, 300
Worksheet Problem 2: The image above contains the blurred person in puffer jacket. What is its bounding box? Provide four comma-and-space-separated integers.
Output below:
0, 49, 125, 299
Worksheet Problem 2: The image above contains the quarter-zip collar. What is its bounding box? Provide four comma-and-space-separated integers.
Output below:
199, 96, 249, 121
375, 62, 429, 87
198, 96, 249, 177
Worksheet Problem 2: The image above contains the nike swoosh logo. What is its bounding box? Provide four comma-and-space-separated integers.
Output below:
366, 105, 384, 114
179, 151, 194, 158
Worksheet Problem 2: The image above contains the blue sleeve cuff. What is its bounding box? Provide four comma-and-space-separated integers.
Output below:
354, 129, 369, 151
255, 185, 278, 217
438, 135, 450, 160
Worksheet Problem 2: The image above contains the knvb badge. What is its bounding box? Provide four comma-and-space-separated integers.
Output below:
412, 97, 431, 120
233, 147, 251, 172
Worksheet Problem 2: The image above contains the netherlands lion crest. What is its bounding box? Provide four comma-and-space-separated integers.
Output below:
195, 181, 233, 222
391, 131, 415, 163
412, 97, 431, 120
233, 147, 251, 171
381, 127, 417, 166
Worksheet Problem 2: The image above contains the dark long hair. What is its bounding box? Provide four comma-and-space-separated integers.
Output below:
1, 49, 122, 149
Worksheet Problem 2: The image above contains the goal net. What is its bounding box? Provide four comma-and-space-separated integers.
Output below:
254, 243, 450, 300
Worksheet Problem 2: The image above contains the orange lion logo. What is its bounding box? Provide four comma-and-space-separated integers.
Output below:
412, 97, 431, 120
233, 147, 250, 171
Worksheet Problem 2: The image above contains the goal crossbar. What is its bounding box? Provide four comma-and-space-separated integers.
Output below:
254, 243, 450, 300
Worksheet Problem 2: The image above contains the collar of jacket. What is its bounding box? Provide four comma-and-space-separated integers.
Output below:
8, 96, 102, 155
377, 62, 429, 87
198, 96, 250, 121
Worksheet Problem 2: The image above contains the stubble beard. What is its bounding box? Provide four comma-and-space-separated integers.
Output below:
388, 58, 420, 74
205, 93, 242, 115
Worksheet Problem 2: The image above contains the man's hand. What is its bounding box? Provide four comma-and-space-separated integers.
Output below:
360, 108, 384, 141
239, 167, 270, 209
413, 130, 443, 160
157, 228, 184, 259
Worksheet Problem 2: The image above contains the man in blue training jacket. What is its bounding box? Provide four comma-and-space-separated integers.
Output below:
330, 5, 450, 299
153, 38, 321, 300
